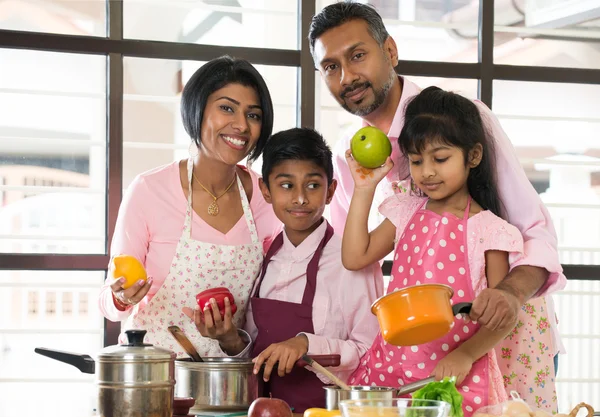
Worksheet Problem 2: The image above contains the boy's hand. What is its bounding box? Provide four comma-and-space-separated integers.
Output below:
183, 297, 241, 352
252, 335, 309, 381
345, 149, 394, 190
431, 349, 473, 386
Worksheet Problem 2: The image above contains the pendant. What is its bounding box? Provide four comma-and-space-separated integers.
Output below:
207, 200, 219, 216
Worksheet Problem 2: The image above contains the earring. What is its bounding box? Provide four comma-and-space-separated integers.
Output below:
188, 142, 198, 158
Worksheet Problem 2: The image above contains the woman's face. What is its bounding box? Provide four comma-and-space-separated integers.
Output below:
198, 82, 263, 165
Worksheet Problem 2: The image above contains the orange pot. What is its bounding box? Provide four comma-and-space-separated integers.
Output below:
371, 284, 472, 346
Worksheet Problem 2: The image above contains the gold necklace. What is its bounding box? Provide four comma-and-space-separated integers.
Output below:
192, 170, 237, 216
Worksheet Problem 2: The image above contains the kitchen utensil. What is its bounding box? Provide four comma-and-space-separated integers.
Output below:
168, 325, 203, 362
175, 357, 261, 413
371, 283, 472, 346
176, 354, 341, 413
302, 354, 350, 390
339, 399, 451, 417
35, 329, 176, 417
173, 397, 196, 417
324, 376, 436, 410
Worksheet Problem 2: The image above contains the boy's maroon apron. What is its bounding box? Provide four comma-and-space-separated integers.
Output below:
250, 221, 334, 412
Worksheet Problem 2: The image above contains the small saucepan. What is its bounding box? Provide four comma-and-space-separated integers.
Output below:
175, 354, 340, 413
324, 377, 435, 410
371, 284, 472, 346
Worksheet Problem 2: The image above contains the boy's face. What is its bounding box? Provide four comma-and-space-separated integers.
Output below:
260, 160, 337, 242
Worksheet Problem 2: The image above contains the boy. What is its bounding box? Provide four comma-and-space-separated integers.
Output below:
246, 127, 383, 412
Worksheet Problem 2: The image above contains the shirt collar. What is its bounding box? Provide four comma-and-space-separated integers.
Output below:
282, 218, 328, 262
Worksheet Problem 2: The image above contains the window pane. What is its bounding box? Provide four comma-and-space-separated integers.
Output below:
494, 2, 600, 69
493, 80, 600, 266
0, 49, 107, 254
123, 0, 299, 50
554, 279, 600, 412
122, 57, 297, 188
316, 0, 479, 63
0, 0, 106, 37
0, 270, 104, 417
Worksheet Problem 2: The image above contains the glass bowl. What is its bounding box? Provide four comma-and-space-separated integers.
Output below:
340, 399, 451, 417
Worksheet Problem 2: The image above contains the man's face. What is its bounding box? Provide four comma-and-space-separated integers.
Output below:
313, 19, 398, 117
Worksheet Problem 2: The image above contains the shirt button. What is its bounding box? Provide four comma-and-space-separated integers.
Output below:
480, 238, 484, 243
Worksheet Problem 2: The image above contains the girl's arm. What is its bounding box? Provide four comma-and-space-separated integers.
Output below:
340, 151, 396, 271
433, 250, 512, 384
341, 188, 396, 270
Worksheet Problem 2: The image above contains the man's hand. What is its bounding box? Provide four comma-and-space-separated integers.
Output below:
469, 288, 520, 332
252, 335, 309, 381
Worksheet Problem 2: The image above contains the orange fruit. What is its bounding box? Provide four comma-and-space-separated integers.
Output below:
112, 255, 147, 289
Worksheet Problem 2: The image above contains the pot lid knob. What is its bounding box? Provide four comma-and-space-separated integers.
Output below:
123, 329, 150, 347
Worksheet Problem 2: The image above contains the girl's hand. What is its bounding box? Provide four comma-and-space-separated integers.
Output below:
431, 349, 473, 385
345, 149, 394, 190
183, 297, 241, 351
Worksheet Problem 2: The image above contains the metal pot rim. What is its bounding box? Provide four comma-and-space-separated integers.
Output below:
323, 385, 397, 392
176, 357, 254, 369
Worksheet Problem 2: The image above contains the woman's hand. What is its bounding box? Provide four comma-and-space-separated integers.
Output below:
182, 297, 243, 353
252, 335, 309, 381
110, 276, 153, 310
431, 349, 474, 385
345, 149, 394, 190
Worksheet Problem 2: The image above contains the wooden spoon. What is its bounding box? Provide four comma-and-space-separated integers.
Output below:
168, 325, 203, 362
301, 354, 350, 390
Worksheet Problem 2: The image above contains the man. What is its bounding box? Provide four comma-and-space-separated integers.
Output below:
308, 1, 566, 342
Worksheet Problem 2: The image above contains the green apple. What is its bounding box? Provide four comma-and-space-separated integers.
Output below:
350, 126, 392, 169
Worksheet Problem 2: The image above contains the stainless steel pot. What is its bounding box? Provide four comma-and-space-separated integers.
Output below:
35, 329, 176, 417
324, 377, 435, 410
175, 357, 261, 414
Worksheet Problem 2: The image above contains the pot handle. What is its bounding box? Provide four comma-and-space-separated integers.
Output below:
396, 376, 436, 396
452, 302, 472, 316
34, 348, 95, 374
297, 354, 341, 368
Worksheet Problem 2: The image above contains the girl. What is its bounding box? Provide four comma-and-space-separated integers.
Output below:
342, 86, 531, 416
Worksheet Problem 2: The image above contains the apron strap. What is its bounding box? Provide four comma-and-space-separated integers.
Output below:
252, 232, 285, 298
301, 221, 334, 307
252, 220, 334, 306
462, 196, 472, 221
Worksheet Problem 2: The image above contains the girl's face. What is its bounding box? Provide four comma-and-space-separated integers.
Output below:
407, 139, 482, 201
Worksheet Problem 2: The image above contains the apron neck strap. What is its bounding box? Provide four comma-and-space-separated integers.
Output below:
253, 220, 334, 308
462, 196, 472, 221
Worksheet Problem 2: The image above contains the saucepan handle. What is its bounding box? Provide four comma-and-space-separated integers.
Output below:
297, 354, 341, 368
452, 302, 472, 316
396, 376, 436, 396
34, 348, 96, 374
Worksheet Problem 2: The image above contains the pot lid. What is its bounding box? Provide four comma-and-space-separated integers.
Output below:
98, 329, 176, 362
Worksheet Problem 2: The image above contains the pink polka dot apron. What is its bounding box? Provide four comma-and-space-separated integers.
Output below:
121, 158, 263, 357
350, 198, 490, 417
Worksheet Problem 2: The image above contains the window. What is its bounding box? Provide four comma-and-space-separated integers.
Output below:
79, 292, 89, 316
46, 291, 56, 315
27, 291, 38, 315
63, 292, 73, 316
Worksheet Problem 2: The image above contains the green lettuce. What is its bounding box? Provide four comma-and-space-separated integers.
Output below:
411, 377, 464, 417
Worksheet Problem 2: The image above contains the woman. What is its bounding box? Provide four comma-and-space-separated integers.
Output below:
98, 56, 281, 357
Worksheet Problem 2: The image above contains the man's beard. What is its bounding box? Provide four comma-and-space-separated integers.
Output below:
340, 71, 395, 117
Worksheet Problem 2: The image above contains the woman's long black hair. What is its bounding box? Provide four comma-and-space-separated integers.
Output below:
398, 86, 504, 218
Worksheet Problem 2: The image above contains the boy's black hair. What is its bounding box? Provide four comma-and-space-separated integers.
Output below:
261, 127, 334, 188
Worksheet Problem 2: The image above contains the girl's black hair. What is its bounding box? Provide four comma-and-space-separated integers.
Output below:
181, 55, 274, 163
398, 86, 504, 217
